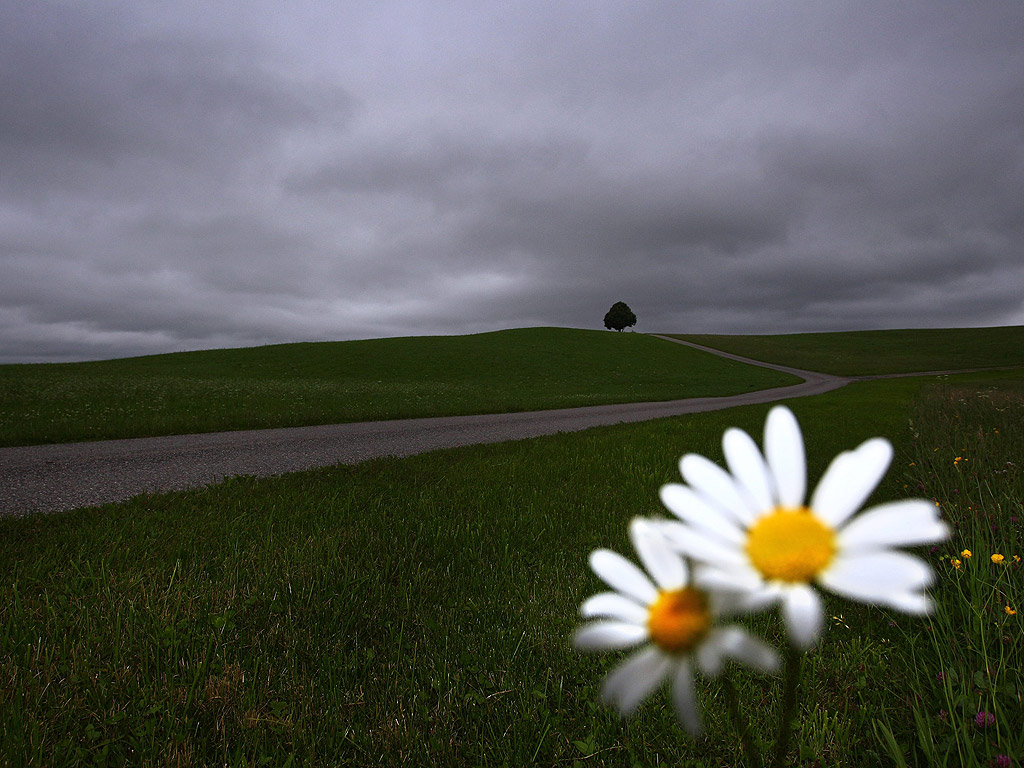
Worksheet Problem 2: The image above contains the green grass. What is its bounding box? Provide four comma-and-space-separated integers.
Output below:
0, 327, 798, 447
4, 371, 1021, 766
672, 326, 1024, 376
888, 377, 1024, 767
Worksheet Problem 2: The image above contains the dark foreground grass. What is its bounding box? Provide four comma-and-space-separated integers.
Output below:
5, 372, 1021, 766
0, 327, 797, 448
673, 326, 1024, 376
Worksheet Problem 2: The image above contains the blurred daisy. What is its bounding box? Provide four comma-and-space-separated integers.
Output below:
658, 406, 950, 648
573, 518, 779, 734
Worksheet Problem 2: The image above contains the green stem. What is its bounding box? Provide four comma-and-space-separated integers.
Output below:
771, 644, 803, 768
720, 671, 762, 768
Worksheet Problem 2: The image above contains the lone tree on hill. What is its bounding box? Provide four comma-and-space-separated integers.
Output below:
603, 301, 637, 331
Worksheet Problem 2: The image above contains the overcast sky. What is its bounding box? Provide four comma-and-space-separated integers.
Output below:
2, 1, 1023, 362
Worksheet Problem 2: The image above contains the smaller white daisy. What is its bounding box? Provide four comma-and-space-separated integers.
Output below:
573, 518, 779, 734
658, 405, 950, 649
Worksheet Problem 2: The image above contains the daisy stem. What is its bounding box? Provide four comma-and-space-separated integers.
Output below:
771, 643, 802, 768
720, 671, 762, 768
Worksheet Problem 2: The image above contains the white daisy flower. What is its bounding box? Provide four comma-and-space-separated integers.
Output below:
573, 518, 779, 734
658, 405, 950, 649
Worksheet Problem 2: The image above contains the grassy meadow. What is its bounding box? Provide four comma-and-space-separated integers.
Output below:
673, 325, 1024, 376
2, 327, 1023, 765
0, 327, 798, 447
2, 348, 1023, 765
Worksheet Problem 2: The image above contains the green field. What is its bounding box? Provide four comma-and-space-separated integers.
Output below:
673, 325, 1024, 376
2, 327, 1022, 765
0, 327, 799, 447
2, 367, 1022, 765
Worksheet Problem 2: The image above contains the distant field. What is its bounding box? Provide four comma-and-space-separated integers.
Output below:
673, 325, 1024, 376
0, 327, 797, 447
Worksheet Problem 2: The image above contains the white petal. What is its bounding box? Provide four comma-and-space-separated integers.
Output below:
659, 522, 748, 568
698, 626, 780, 676
781, 585, 823, 649
695, 631, 728, 676
735, 584, 784, 613
581, 592, 649, 624
722, 427, 775, 512
820, 550, 934, 604
696, 571, 781, 615
601, 646, 672, 715
574, 621, 649, 651
811, 438, 893, 527
659, 483, 745, 545
837, 499, 950, 552
884, 591, 933, 615
589, 549, 658, 605
717, 627, 781, 673
764, 406, 806, 508
693, 564, 764, 595
630, 518, 686, 590
679, 454, 756, 524
671, 659, 702, 735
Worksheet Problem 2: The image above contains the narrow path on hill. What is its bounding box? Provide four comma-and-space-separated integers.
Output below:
0, 335, 981, 517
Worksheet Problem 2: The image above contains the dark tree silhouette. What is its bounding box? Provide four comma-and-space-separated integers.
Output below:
603, 301, 637, 331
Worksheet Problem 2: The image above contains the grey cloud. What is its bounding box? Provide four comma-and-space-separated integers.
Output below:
2, 1, 1024, 362
0, 2, 352, 201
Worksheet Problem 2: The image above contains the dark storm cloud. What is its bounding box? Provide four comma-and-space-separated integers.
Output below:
1, 0, 1023, 362
0, 3, 351, 170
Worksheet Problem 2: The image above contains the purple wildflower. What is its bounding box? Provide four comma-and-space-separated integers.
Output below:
975, 710, 996, 728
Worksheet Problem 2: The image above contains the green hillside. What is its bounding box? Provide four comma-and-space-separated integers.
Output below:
673, 325, 1024, 375
0, 327, 797, 446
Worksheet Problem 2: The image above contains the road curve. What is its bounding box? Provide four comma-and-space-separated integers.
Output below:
0, 336, 902, 518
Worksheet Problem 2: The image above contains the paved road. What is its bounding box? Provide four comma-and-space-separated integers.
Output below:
0, 335, 966, 517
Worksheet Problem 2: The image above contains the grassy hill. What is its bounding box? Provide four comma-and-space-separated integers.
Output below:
0, 327, 798, 446
672, 325, 1024, 375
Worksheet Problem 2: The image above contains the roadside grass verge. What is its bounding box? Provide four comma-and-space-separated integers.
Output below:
672, 326, 1024, 376
0, 327, 797, 448
4, 372, 1020, 765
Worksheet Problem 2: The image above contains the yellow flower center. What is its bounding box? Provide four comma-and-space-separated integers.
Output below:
745, 507, 837, 582
647, 587, 711, 654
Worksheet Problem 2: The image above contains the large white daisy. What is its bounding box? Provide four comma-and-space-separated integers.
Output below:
658, 405, 950, 648
573, 518, 779, 734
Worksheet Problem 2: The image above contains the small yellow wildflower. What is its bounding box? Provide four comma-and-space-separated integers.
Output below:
951, 559, 962, 569
1014, 555, 1021, 563
961, 549, 973, 559
991, 554, 1005, 564
1006, 606, 1017, 616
